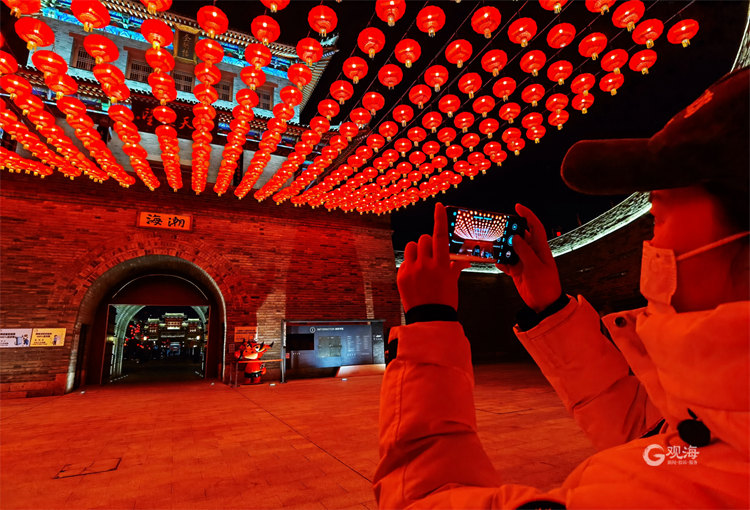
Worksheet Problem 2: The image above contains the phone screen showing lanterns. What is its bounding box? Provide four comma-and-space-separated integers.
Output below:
446, 206, 527, 264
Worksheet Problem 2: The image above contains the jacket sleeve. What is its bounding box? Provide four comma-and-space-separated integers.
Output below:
514, 295, 662, 451
373, 321, 567, 509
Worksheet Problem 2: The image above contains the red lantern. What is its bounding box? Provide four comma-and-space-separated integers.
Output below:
508, 17, 537, 47
633, 19, 663, 48
153, 105, 176, 123
445, 39, 472, 68
383, 149, 400, 166
526, 124, 546, 143
438, 94, 461, 118
437, 127, 456, 146
395, 39, 421, 68
71, 0, 110, 32
520, 50, 547, 76
343, 56, 368, 84
310, 116, 330, 134
196, 62, 221, 84
424, 65, 449, 92
296, 37, 323, 64
457, 73, 482, 99
601, 49, 628, 74
572, 93, 595, 114
236, 89, 259, 108
499, 103, 521, 124
350, 108, 372, 127
479, 118, 499, 138
240, 67, 265, 90
407, 127, 427, 147
31, 50, 66, 76
423, 141, 440, 159
547, 23, 576, 49
308, 5, 337, 37
46, 73, 78, 99
408, 85, 432, 109
446, 145, 464, 162
318, 99, 340, 120
586, 0, 616, 14
252, 15, 280, 45
197, 6, 228, 38
579, 32, 607, 60
357, 27, 385, 58
478, 50, 506, 78
376, 0, 406, 26
363, 91, 385, 115
107, 104, 134, 123
367, 133, 386, 152
461, 133, 480, 152
340, 121, 359, 141
521, 84, 545, 107
140, 0, 171, 14
571, 73, 596, 95
472, 95, 495, 117
409, 151, 426, 166
260, 0, 289, 13
545, 93, 569, 112
84, 34, 119, 64
5, 0, 41, 17
141, 19, 173, 49
196, 38, 224, 64
548, 110, 570, 130
492, 77, 516, 101
15, 17, 54, 50
667, 19, 699, 47
280, 86, 303, 107
421, 111, 443, 133
94, 63, 125, 88
379, 121, 398, 141
507, 137, 526, 155
194, 83, 219, 104
539, 0, 569, 13
454, 112, 474, 133
629, 49, 657, 74
378, 64, 403, 90
521, 112, 543, 129
288, 63, 312, 89
0, 51, 18, 76
547, 60, 573, 86
394, 138, 412, 157
393, 104, 414, 127
416, 5, 445, 37
613, 0, 645, 31
599, 72, 624, 95
330, 80, 354, 104
302, 130, 321, 147
471, 6, 501, 38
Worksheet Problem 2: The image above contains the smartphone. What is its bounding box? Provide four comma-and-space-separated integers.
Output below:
446, 206, 527, 265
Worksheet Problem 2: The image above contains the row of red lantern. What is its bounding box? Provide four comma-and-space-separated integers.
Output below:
0, 145, 55, 176
0, 100, 65, 178
107, 104, 160, 189
213, 104, 253, 195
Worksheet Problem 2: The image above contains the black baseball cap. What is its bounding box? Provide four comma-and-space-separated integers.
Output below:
561, 67, 749, 202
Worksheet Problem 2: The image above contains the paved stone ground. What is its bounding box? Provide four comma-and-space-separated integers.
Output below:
0, 363, 595, 510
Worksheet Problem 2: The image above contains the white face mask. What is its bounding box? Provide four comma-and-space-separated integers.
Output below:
640, 231, 749, 310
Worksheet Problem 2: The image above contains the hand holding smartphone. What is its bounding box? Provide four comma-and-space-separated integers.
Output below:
446, 206, 528, 265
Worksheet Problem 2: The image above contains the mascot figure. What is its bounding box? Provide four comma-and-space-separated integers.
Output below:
240, 341, 273, 385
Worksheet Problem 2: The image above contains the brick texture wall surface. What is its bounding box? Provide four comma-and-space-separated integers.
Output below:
0, 172, 401, 397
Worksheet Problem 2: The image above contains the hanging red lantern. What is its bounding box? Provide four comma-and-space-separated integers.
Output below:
521, 112, 543, 129
601, 49, 628, 74
0, 51, 18, 76
445, 39, 472, 68
15, 17, 54, 50
480, 49, 507, 77
407, 127, 427, 147
446, 145, 464, 162
548, 109, 570, 130
343, 56, 368, 84
5, 0, 41, 17
472, 95, 495, 117
330, 80, 354, 104
545, 93, 569, 113
194, 83, 219, 104
378, 64, 403, 89
379, 121, 398, 141
499, 103, 521, 124
438, 94, 461, 118
579, 32, 607, 60
46, 73, 78, 99
85, 34, 119, 64
546, 60, 573, 86
246, 43, 272, 70
454, 112, 474, 133
629, 49, 657, 74
140, 0, 171, 14
94, 63, 125, 88
357, 27, 385, 58
317, 99, 340, 120
260, 0, 289, 13
310, 116, 330, 134
395, 39, 421, 68
457, 73, 482, 99
520, 50, 547, 76
421, 111, 443, 133
467, 151, 485, 167
252, 15, 280, 45
107, 104, 134, 123
572, 93, 595, 114
71, 0, 110, 32
424, 65, 449, 92
408, 85, 431, 109
308, 5, 337, 37
613, 0, 645, 31
409, 150, 426, 166
153, 105, 176, 124
461, 133, 480, 152
197, 5, 228, 38
471, 6, 501, 38
508, 18, 537, 48
479, 118, 499, 138
600, 72, 624, 95
196, 62, 221, 84
31, 50, 66, 76
586, 0, 616, 14
633, 19, 663, 48
350, 107, 372, 127
240, 66, 265, 90
521, 84, 545, 107
362, 91, 385, 115
393, 104, 414, 127
296, 37, 323, 64
367, 133, 386, 153
376, 0, 406, 26
423, 141, 440, 159
287, 63, 312, 89
433, 155, 448, 171
667, 19, 699, 47
547, 23, 576, 49
437, 127, 456, 146
141, 19, 173, 49
394, 138, 412, 157
492, 77, 516, 101
539, 0, 569, 13
236, 89, 259, 108
196, 38, 224, 64
507, 137, 526, 156
416, 5, 445, 37
571, 73, 596, 95
526, 124, 546, 144
383, 149, 400, 166
280, 85, 303, 107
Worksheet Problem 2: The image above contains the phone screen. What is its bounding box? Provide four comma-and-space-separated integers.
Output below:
446, 206, 527, 264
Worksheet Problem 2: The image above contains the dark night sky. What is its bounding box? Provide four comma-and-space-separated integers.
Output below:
161, 1, 747, 248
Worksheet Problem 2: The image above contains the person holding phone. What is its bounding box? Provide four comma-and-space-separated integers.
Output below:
374, 67, 749, 509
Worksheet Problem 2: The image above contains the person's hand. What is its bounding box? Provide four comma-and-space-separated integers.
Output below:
398, 203, 471, 312
496, 204, 562, 313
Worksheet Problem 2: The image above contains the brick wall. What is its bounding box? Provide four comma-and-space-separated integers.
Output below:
0, 171, 401, 397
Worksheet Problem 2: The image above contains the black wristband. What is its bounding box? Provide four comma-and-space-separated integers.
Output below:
516, 292, 569, 332
405, 304, 458, 324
